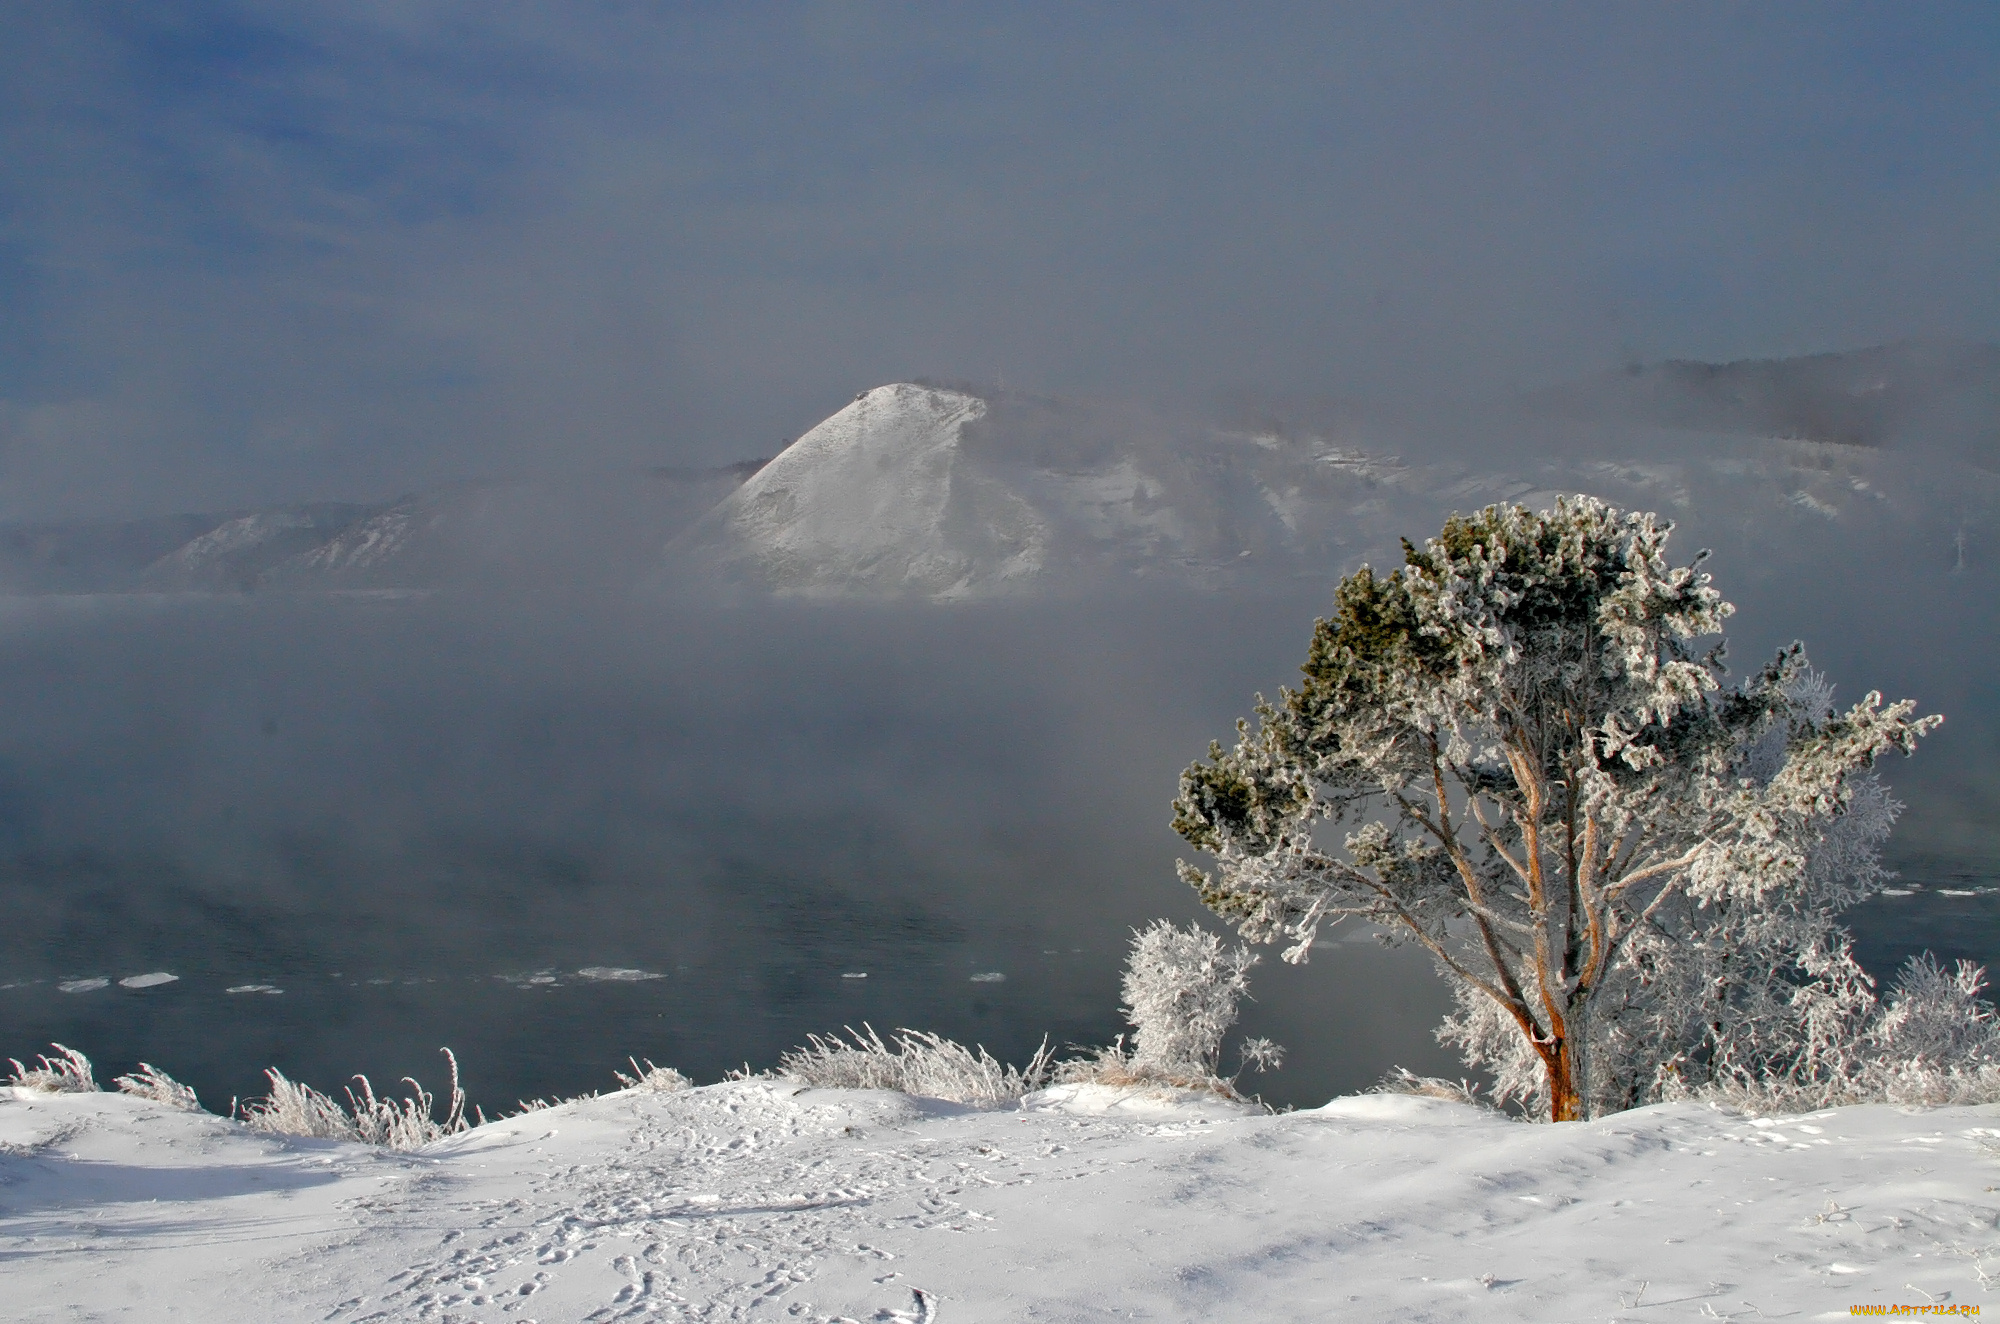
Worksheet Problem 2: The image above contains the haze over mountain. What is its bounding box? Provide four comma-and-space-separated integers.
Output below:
0, 464, 761, 596
1530, 338, 2000, 455
670, 341, 2000, 599
3, 343, 1995, 601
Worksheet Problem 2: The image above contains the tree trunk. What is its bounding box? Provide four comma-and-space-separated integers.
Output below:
1547, 1038, 1583, 1122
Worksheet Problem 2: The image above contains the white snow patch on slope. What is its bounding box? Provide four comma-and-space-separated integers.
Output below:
145, 511, 314, 576
689, 384, 1047, 599
6, 1081, 1999, 1320
295, 507, 427, 572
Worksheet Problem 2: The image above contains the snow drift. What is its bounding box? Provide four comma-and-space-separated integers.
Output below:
7, 1076, 2000, 1321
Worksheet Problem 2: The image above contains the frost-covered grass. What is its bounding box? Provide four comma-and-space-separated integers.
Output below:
770, 921, 1278, 1108
6, 1043, 472, 1151
506, 1059, 687, 1114
615, 1057, 692, 1092
6, 1044, 98, 1093
239, 1049, 468, 1150
8, 1047, 202, 1110
1043, 1037, 1284, 1106
1681, 1059, 2000, 1114
776, 1025, 1058, 1105
4, 1040, 705, 1149
238, 1069, 366, 1140
111, 1062, 203, 1111
1371, 1066, 1490, 1108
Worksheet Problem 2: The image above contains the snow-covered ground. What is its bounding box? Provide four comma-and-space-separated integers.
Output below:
5, 1079, 1998, 1322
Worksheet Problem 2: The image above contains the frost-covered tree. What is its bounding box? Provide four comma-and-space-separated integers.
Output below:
1171, 497, 1939, 1121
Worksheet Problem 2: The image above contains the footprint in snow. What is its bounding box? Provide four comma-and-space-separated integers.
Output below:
875, 1288, 937, 1323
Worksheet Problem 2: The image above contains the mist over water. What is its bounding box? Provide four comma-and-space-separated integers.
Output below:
0, 590, 1471, 1112
4, 516, 1995, 1117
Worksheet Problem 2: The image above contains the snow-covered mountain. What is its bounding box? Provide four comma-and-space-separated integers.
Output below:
4, 343, 1994, 600
669, 383, 1550, 599
668, 366, 2000, 601
137, 503, 375, 591
250, 464, 760, 592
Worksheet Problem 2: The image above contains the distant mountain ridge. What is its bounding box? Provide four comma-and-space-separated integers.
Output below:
1528, 338, 2000, 452
3, 343, 1994, 600
0, 463, 764, 595
669, 350, 2000, 600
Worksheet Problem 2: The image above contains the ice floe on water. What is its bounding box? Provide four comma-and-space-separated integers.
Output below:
493, 966, 665, 987
225, 984, 283, 995
841, 971, 868, 979
52, 973, 178, 991
969, 972, 1006, 982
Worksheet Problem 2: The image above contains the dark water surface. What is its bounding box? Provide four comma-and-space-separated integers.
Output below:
2, 577, 1994, 1114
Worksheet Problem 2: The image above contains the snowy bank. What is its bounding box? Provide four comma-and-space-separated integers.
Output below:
4, 1079, 1998, 1321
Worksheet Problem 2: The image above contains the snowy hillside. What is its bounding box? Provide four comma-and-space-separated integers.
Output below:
0, 466, 761, 595
139, 503, 376, 591
670, 376, 2000, 600
3, 344, 1994, 601
671, 382, 1544, 598
6, 1078, 1999, 1321
253, 466, 760, 592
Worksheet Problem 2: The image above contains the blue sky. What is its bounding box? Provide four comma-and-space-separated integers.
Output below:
2, 2, 1995, 517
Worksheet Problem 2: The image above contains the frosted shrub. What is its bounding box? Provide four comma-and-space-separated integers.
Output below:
1121, 920, 1257, 1076
1057, 921, 1282, 1099
778, 1025, 1055, 1106
1674, 954, 2000, 1114
1868, 954, 2000, 1066
1838, 955, 2000, 1108
114, 1063, 202, 1111
240, 1049, 469, 1150
7, 1044, 98, 1093
1868, 1058, 2000, 1109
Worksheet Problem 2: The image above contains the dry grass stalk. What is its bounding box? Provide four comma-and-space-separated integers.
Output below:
778, 1025, 1056, 1106
113, 1063, 202, 1111
6, 1045, 98, 1094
